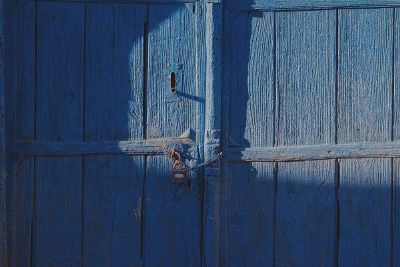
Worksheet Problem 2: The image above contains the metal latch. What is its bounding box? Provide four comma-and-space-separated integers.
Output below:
163, 140, 223, 185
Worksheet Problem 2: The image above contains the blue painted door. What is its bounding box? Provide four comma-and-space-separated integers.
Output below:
6, 1, 203, 266
221, 1, 400, 266
5, 0, 400, 266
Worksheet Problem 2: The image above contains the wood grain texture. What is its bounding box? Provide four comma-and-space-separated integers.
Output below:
276, 10, 336, 147
34, 2, 84, 266
337, 8, 393, 266
144, 156, 202, 266
394, 159, 400, 267
395, 9, 400, 267
220, 162, 274, 267
83, 3, 146, 266
396, 8, 400, 142
275, 10, 336, 267
221, 11, 275, 267
224, 141, 400, 162
11, 137, 193, 155
203, 3, 222, 266
0, 0, 6, 264
144, 4, 202, 266
5, 1, 36, 266
226, 0, 400, 10
41, 0, 200, 3
338, 9, 392, 144
147, 4, 197, 139
276, 161, 336, 267
227, 11, 274, 148
339, 159, 392, 266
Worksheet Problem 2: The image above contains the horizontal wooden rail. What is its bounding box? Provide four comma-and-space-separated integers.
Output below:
225, 0, 400, 11
11, 139, 400, 161
10, 137, 193, 156
30, 0, 219, 3
224, 141, 400, 162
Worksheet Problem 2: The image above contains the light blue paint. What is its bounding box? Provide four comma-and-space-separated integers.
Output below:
2, 0, 400, 266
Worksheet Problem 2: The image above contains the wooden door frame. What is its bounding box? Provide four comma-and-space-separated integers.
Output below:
203, 1, 223, 266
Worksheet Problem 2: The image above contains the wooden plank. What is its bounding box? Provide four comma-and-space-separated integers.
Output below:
11, 137, 193, 155
395, 9, 400, 267
35, 0, 200, 3
220, 162, 274, 267
10, 139, 400, 160
276, 11, 336, 146
83, 3, 146, 266
144, 156, 202, 266
226, 0, 400, 11
145, 4, 202, 266
339, 159, 392, 266
203, 2, 222, 266
10, 138, 400, 161
221, 11, 275, 267
276, 161, 336, 266
224, 141, 400, 162
0, 0, 6, 264
34, 2, 84, 266
226, 12, 274, 148
337, 8, 393, 266
5, 1, 36, 266
394, 159, 399, 267
275, 10, 336, 266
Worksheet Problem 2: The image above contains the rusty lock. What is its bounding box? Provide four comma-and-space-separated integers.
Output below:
163, 140, 223, 185
163, 141, 190, 185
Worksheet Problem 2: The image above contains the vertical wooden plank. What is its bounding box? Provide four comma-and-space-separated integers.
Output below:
227, 12, 275, 148
275, 10, 336, 266
221, 11, 275, 267
394, 9, 400, 267
145, 4, 202, 266
276, 161, 336, 266
337, 8, 393, 266
339, 159, 392, 266
5, 1, 36, 266
221, 162, 274, 267
35, 2, 84, 266
203, 2, 222, 266
394, 159, 400, 267
147, 3, 198, 139
0, 0, 6, 264
84, 3, 146, 266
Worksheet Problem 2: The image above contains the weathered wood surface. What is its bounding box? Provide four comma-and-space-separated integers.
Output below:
394, 159, 400, 267
337, 8, 393, 266
5, 0, 36, 266
274, 10, 336, 266
11, 138, 193, 155
394, 9, 400, 267
203, 2, 222, 267
221, 11, 275, 266
226, 0, 400, 10
5, 1, 400, 266
144, 4, 202, 266
0, 0, 6, 265
35, 3, 85, 266
6, 1, 205, 265
223, 6, 398, 267
83, 4, 146, 266
225, 141, 400, 162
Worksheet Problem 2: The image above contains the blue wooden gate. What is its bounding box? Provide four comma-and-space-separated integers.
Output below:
221, 1, 400, 266
2, 0, 400, 266
4, 1, 205, 266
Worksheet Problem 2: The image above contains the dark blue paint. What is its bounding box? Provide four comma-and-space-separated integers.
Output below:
2, 1, 400, 266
